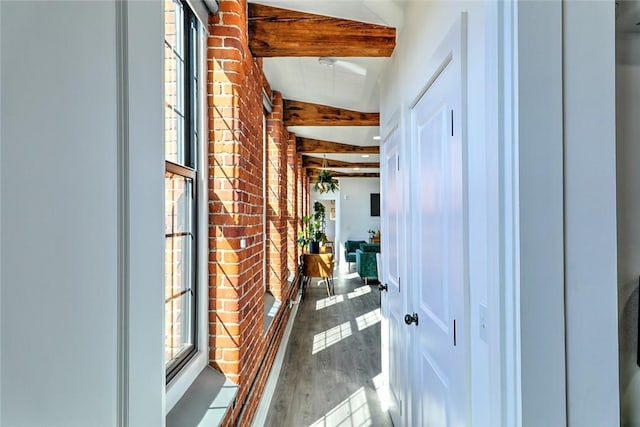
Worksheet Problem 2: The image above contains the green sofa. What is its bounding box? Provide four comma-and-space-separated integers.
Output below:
344, 240, 367, 270
356, 243, 381, 284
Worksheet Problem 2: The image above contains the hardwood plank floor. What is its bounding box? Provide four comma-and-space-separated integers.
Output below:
264, 270, 392, 427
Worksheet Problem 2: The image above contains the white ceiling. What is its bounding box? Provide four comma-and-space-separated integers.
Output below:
250, 0, 404, 27
321, 153, 380, 163
252, 0, 405, 166
287, 126, 379, 146
263, 57, 388, 113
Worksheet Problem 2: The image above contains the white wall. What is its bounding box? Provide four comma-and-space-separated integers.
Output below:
336, 178, 380, 265
0, 2, 164, 426
617, 33, 640, 427
563, 2, 619, 426
310, 191, 338, 243
516, 2, 567, 425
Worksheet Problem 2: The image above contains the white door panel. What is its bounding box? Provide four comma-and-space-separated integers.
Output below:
419, 351, 449, 426
382, 16, 467, 427
409, 17, 467, 427
381, 120, 406, 426
417, 104, 449, 329
388, 310, 403, 408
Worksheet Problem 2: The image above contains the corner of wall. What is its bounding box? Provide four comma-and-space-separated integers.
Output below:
616, 31, 640, 427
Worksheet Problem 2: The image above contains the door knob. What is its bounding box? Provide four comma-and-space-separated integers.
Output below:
404, 313, 419, 326
378, 283, 388, 292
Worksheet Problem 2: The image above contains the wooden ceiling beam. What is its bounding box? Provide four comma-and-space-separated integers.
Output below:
308, 171, 380, 179
297, 137, 380, 154
284, 100, 379, 127
303, 156, 378, 169
248, 4, 396, 57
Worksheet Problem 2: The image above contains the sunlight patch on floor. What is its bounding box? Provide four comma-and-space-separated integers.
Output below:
316, 294, 345, 311
308, 387, 372, 427
341, 272, 361, 280
348, 285, 371, 299
372, 372, 389, 412
312, 321, 353, 355
355, 308, 381, 331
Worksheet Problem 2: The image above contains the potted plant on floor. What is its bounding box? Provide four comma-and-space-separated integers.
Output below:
297, 215, 325, 254
298, 202, 328, 254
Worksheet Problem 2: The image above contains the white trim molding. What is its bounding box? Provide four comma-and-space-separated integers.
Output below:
120, 1, 166, 425
115, 1, 131, 425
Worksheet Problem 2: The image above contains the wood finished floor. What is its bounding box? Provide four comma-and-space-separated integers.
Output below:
264, 270, 393, 427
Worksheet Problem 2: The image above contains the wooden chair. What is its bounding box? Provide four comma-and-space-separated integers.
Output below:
302, 253, 335, 297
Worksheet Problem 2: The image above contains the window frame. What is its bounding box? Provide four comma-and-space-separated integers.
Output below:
262, 112, 268, 294
164, 0, 200, 384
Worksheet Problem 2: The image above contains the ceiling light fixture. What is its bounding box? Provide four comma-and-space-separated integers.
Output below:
318, 57, 368, 76
373, 135, 381, 140
361, 154, 370, 158
318, 57, 336, 67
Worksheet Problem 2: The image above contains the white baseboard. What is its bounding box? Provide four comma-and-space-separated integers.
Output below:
250, 294, 301, 427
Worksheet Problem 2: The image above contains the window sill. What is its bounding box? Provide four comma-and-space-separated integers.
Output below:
263, 292, 281, 334
166, 366, 238, 427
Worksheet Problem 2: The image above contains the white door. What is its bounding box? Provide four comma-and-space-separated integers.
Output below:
409, 20, 467, 427
380, 119, 406, 426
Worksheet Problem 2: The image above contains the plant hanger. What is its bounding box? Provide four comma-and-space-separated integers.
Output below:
314, 156, 339, 193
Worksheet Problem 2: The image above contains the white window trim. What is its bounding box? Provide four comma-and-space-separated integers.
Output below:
165, 22, 209, 413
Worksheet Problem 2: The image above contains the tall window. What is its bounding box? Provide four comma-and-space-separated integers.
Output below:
164, 0, 199, 382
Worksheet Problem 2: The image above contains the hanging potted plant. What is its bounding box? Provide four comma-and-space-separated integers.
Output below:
314, 169, 339, 194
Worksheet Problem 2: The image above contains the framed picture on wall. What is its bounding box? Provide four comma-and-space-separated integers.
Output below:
371, 193, 380, 217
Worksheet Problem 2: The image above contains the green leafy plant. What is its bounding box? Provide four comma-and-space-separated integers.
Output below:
297, 215, 325, 248
312, 201, 327, 242
297, 203, 328, 251
313, 201, 326, 223
313, 169, 339, 194
297, 215, 315, 248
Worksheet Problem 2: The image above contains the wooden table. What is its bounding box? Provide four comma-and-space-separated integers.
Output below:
301, 253, 335, 299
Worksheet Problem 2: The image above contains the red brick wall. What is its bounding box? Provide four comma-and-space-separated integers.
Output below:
207, 1, 302, 425
287, 132, 298, 274
297, 153, 305, 245
302, 165, 310, 219
266, 92, 289, 300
